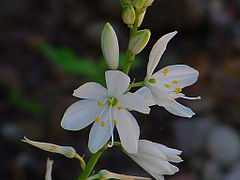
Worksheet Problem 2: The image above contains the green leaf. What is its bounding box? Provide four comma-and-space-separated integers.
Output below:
37, 41, 143, 84
8, 90, 44, 114
37, 42, 101, 76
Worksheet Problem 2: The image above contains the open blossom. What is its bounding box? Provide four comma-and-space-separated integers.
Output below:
139, 31, 200, 118
126, 140, 183, 180
61, 70, 150, 154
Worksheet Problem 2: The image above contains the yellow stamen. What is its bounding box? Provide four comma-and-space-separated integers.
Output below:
95, 117, 100, 122
163, 68, 168, 76
118, 106, 123, 110
108, 98, 113, 104
97, 102, 104, 106
113, 120, 118, 125
164, 84, 170, 88
172, 80, 178, 84
101, 122, 105, 127
174, 88, 182, 94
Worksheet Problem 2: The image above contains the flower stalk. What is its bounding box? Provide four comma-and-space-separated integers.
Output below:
77, 144, 108, 180
123, 9, 142, 75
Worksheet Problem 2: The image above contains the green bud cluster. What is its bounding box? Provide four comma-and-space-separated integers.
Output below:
121, 0, 154, 27
120, 0, 154, 8
133, 0, 145, 9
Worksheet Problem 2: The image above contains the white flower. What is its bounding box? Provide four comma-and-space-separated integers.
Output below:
101, 23, 119, 70
45, 158, 54, 180
140, 31, 200, 118
126, 140, 183, 180
61, 70, 150, 154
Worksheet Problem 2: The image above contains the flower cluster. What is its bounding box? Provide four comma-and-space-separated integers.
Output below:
60, 22, 200, 179
23, 1, 200, 179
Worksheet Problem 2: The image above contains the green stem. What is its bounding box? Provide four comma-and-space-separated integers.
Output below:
75, 153, 86, 170
77, 145, 108, 180
131, 81, 145, 88
125, 81, 145, 92
113, 142, 122, 147
122, 10, 140, 75
122, 49, 135, 74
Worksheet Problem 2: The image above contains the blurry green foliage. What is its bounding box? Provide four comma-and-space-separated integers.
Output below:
8, 90, 44, 114
38, 42, 142, 84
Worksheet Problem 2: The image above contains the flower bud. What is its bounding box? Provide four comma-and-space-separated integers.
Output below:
129, 29, 151, 54
133, 0, 145, 9
45, 158, 53, 180
122, 5, 136, 25
95, 170, 151, 180
144, 0, 154, 7
137, 11, 146, 27
120, 0, 133, 6
22, 136, 77, 158
101, 23, 119, 69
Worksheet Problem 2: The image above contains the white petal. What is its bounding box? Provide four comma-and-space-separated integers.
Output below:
157, 144, 182, 155
148, 84, 173, 106
61, 100, 100, 131
135, 87, 156, 106
181, 95, 201, 100
105, 70, 130, 97
113, 108, 139, 154
130, 153, 177, 175
146, 31, 177, 78
170, 93, 201, 100
138, 140, 167, 160
101, 23, 119, 69
88, 107, 113, 153
152, 65, 199, 89
157, 144, 183, 163
118, 93, 150, 114
164, 101, 195, 118
73, 82, 108, 99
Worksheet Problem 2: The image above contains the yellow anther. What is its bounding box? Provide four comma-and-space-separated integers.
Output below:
172, 80, 178, 84
101, 122, 105, 127
113, 120, 118, 125
108, 98, 113, 104
97, 102, 104, 106
174, 88, 182, 94
163, 68, 168, 76
118, 106, 124, 110
95, 117, 100, 122
164, 84, 170, 88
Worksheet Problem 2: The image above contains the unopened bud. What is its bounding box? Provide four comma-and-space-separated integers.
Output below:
134, 0, 145, 9
93, 170, 151, 180
129, 29, 151, 54
144, 0, 154, 7
137, 11, 146, 27
120, 0, 133, 6
122, 5, 136, 25
22, 136, 76, 158
45, 158, 53, 180
101, 23, 119, 70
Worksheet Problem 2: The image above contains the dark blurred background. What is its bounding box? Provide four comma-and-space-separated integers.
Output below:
1, 0, 240, 180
